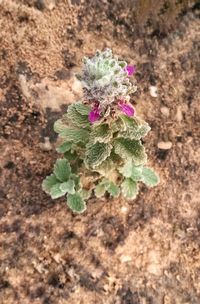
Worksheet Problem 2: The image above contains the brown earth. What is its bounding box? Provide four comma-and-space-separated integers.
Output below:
0, 1, 200, 303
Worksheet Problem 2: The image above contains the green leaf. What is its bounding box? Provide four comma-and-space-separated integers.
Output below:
112, 118, 126, 133
114, 138, 147, 166
95, 179, 119, 198
71, 174, 81, 189
85, 142, 112, 168
50, 183, 66, 199
141, 167, 159, 187
42, 173, 59, 193
94, 157, 114, 176
67, 193, 86, 213
54, 119, 67, 134
131, 166, 143, 181
60, 128, 89, 144
118, 159, 133, 178
60, 180, 75, 194
56, 142, 72, 153
119, 115, 150, 140
65, 103, 90, 129
119, 160, 143, 181
74, 103, 90, 116
79, 189, 91, 200
64, 150, 77, 162
107, 182, 120, 198
94, 182, 107, 198
121, 178, 138, 200
53, 159, 71, 182
90, 123, 112, 143
119, 61, 126, 68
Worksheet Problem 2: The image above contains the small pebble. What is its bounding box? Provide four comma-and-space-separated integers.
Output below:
39, 137, 52, 151
160, 106, 170, 117
121, 206, 128, 213
157, 141, 172, 150
149, 86, 158, 97
120, 255, 132, 263
176, 106, 183, 122
46, 0, 56, 10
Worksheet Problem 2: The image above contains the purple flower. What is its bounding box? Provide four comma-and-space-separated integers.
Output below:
118, 101, 135, 117
125, 65, 136, 76
88, 107, 101, 123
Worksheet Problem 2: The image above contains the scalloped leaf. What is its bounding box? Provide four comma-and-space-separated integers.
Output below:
60, 180, 75, 194
79, 189, 91, 200
107, 182, 120, 198
67, 193, 86, 213
56, 142, 72, 153
74, 103, 90, 116
85, 142, 112, 168
121, 178, 138, 200
60, 128, 89, 144
65, 103, 90, 129
94, 182, 107, 198
53, 159, 71, 182
90, 123, 112, 143
64, 150, 77, 162
119, 115, 151, 140
141, 168, 159, 187
112, 118, 126, 133
54, 119, 68, 134
71, 174, 81, 189
114, 138, 147, 166
50, 183, 66, 199
119, 160, 143, 181
94, 157, 114, 175
42, 173, 59, 193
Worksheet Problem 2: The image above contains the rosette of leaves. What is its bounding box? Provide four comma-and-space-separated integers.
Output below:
42, 102, 159, 213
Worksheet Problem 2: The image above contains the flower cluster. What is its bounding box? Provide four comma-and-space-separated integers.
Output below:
77, 48, 137, 122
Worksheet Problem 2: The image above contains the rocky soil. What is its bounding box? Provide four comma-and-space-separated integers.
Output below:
0, 1, 200, 303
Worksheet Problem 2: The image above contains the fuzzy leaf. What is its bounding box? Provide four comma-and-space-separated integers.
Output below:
119, 160, 143, 181
64, 150, 77, 162
131, 166, 143, 181
85, 142, 112, 168
114, 138, 147, 166
53, 159, 71, 182
54, 119, 67, 134
141, 168, 159, 187
42, 173, 59, 193
120, 115, 150, 140
60, 180, 75, 194
94, 183, 107, 198
71, 174, 81, 189
65, 103, 90, 129
90, 123, 112, 143
67, 193, 86, 213
112, 118, 126, 133
50, 183, 66, 199
79, 189, 91, 200
56, 142, 72, 153
121, 178, 138, 200
94, 157, 114, 175
107, 182, 120, 198
60, 128, 89, 144
74, 103, 90, 116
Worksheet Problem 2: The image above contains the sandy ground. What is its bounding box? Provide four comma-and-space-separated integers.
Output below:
0, 1, 200, 303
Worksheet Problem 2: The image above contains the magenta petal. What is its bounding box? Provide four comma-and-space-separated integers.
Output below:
118, 102, 135, 117
88, 110, 100, 123
125, 65, 136, 76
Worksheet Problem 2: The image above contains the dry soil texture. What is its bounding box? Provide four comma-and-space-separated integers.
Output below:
0, 1, 200, 304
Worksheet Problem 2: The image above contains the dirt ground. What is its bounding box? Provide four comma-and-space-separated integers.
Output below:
0, 1, 200, 303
